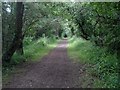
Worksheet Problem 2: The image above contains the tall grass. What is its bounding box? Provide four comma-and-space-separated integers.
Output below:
68, 36, 118, 88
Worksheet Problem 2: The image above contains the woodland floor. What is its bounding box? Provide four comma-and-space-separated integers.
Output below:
3, 39, 94, 88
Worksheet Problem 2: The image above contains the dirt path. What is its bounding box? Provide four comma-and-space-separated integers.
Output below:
3, 40, 94, 88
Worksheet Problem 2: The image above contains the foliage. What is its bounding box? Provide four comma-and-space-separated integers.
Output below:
2, 2, 69, 63
68, 36, 119, 88
2, 2, 120, 88
3, 37, 57, 84
72, 2, 120, 54
11, 37, 57, 64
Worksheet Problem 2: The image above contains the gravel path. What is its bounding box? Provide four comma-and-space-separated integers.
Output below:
3, 40, 93, 88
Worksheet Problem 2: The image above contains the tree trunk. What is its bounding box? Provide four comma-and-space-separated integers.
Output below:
2, 2, 24, 63
78, 22, 89, 40
16, 2, 24, 55
16, 39, 24, 55
71, 27, 74, 35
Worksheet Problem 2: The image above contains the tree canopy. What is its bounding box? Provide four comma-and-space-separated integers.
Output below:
2, 2, 120, 62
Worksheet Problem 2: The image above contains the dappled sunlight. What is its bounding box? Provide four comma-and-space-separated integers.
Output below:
48, 44, 57, 48
68, 38, 79, 48
48, 39, 68, 49
48, 41, 67, 49
68, 37, 88, 49
57, 43, 67, 49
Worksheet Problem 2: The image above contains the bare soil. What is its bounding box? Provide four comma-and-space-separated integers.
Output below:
3, 40, 94, 88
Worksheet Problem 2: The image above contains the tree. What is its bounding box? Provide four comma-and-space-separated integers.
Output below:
2, 2, 24, 63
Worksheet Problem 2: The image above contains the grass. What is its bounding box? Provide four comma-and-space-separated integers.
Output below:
68, 36, 118, 88
2, 37, 58, 84
11, 37, 58, 63
23, 38, 57, 62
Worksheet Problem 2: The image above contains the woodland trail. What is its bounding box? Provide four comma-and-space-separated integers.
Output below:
3, 40, 94, 88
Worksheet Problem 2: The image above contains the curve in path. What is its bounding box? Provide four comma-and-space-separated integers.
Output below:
3, 40, 93, 88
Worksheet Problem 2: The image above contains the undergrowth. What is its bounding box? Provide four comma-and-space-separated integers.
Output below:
68, 36, 118, 88
2, 37, 58, 84
11, 37, 57, 64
